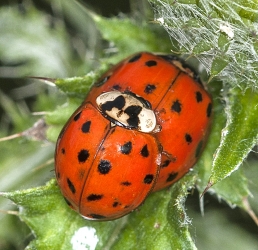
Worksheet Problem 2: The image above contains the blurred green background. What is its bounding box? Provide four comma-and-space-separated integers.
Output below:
0, 1, 257, 249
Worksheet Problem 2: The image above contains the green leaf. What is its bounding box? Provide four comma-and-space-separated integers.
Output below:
1, 174, 197, 250
113, 174, 197, 249
1, 180, 118, 250
0, 6, 72, 77
210, 57, 229, 77
194, 81, 251, 209
0, 89, 31, 132
213, 168, 249, 207
88, 11, 171, 60
149, 0, 258, 89
45, 99, 82, 142
209, 88, 258, 186
196, 81, 226, 188
54, 64, 109, 98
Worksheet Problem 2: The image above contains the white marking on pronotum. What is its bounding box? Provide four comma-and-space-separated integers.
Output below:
96, 91, 159, 133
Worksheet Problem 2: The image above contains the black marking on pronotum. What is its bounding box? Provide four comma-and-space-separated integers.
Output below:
120, 141, 132, 155
125, 91, 152, 109
81, 121, 91, 133
128, 53, 142, 63
196, 91, 203, 103
145, 60, 157, 67
140, 144, 149, 157
124, 105, 142, 128
98, 159, 112, 174
171, 100, 182, 113
166, 172, 178, 182
78, 149, 90, 163
207, 103, 212, 118
101, 95, 126, 112
67, 178, 76, 194
144, 84, 156, 94
73, 111, 82, 121
87, 194, 103, 201
144, 174, 154, 184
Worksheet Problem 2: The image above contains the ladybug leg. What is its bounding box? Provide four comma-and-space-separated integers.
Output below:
160, 151, 177, 168
152, 124, 162, 133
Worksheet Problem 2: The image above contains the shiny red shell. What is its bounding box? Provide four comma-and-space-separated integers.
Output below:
55, 52, 212, 220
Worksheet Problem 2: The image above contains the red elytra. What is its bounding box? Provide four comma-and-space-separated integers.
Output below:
55, 52, 212, 220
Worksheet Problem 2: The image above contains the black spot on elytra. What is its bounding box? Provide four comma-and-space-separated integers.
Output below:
73, 111, 82, 121
120, 141, 132, 155
67, 178, 76, 194
78, 149, 90, 163
145, 60, 157, 67
61, 148, 65, 154
88, 214, 106, 219
113, 201, 121, 207
87, 194, 103, 201
141, 144, 149, 157
124, 105, 142, 128
101, 95, 126, 112
166, 172, 178, 182
98, 160, 112, 174
81, 121, 91, 133
128, 53, 142, 63
196, 91, 203, 103
171, 100, 182, 113
113, 84, 122, 90
207, 103, 212, 118
79, 169, 85, 179
185, 133, 193, 144
121, 181, 132, 186
161, 159, 171, 168
195, 140, 203, 158
144, 84, 156, 94
144, 174, 154, 184
95, 75, 111, 87
57, 172, 60, 179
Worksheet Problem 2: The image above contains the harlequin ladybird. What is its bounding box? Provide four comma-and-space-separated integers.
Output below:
55, 52, 212, 220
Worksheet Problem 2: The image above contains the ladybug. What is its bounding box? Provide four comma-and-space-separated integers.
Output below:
55, 52, 212, 220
